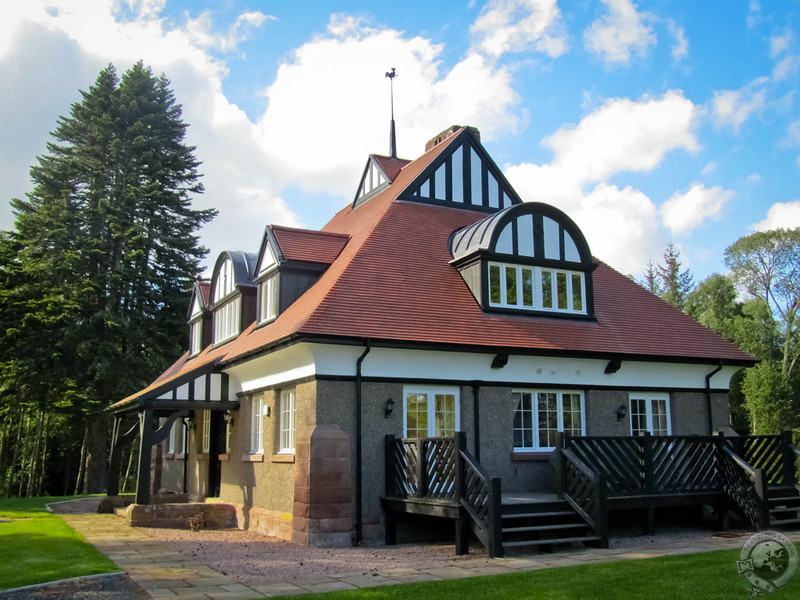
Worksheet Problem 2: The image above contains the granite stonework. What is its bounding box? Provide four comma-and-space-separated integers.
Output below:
292, 424, 353, 548
121, 501, 237, 529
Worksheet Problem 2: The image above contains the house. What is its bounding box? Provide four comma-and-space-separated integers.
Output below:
109, 125, 759, 550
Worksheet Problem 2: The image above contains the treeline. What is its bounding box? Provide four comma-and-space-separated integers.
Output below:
0, 62, 215, 497
641, 231, 800, 437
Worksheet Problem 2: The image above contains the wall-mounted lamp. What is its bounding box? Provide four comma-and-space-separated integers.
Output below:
605, 358, 622, 374
223, 411, 234, 426
185, 415, 195, 430
384, 397, 395, 418
616, 404, 628, 422
491, 353, 509, 369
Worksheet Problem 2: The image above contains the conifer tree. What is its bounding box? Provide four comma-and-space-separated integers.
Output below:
0, 62, 216, 494
656, 241, 694, 310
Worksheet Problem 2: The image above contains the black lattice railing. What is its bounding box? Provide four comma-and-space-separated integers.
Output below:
460, 444, 502, 557
566, 435, 720, 496
560, 448, 608, 547
719, 445, 770, 531
743, 434, 788, 486
384, 436, 458, 499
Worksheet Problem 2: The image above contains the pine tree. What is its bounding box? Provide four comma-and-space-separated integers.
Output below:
0, 62, 216, 494
656, 241, 694, 310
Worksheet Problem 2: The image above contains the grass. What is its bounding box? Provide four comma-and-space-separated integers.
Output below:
0, 495, 120, 590
274, 544, 800, 600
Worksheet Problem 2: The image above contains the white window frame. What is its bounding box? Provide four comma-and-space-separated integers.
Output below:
258, 273, 279, 324
512, 390, 585, 452
629, 392, 671, 436
250, 394, 264, 454
488, 261, 586, 315
201, 410, 211, 453
189, 320, 202, 356
213, 297, 240, 344
279, 388, 296, 453
403, 386, 460, 438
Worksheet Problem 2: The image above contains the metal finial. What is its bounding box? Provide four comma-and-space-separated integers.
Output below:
385, 68, 397, 159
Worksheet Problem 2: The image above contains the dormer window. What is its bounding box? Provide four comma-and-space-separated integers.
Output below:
187, 281, 210, 356
450, 202, 596, 319
259, 273, 279, 324
209, 252, 257, 345
189, 320, 202, 355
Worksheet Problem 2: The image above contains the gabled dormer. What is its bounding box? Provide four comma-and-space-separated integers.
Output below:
209, 251, 257, 345
254, 225, 349, 326
353, 154, 410, 208
450, 202, 597, 319
398, 126, 521, 212
187, 280, 211, 356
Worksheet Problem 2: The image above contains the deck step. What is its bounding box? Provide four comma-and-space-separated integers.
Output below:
504, 535, 601, 548
501, 510, 576, 519
503, 523, 589, 534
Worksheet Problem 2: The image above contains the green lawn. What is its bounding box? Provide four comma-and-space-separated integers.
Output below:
275, 544, 800, 600
0, 495, 120, 590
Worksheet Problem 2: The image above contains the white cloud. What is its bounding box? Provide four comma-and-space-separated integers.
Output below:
747, 0, 762, 29
701, 161, 717, 175
770, 31, 793, 58
583, 0, 656, 66
504, 91, 698, 271
709, 79, 768, 132
752, 200, 800, 231
256, 15, 523, 196
184, 10, 274, 53
772, 55, 800, 82
667, 20, 688, 62
786, 119, 800, 146
470, 0, 568, 58
745, 173, 762, 184
660, 183, 733, 235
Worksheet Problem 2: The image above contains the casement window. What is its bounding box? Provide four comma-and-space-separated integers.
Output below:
225, 420, 232, 453
259, 274, 279, 324
201, 410, 211, 453
489, 263, 586, 314
279, 388, 296, 453
403, 386, 459, 438
630, 393, 671, 436
189, 320, 202, 356
213, 298, 240, 343
250, 394, 264, 454
513, 390, 584, 451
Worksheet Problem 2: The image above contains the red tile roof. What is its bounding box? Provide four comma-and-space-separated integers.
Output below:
271, 225, 349, 265
372, 154, 411, 182
115, 128, 753, 409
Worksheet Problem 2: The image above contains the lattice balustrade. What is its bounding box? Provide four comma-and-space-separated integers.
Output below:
651, 437, 719, 492
743, 435, 786, 486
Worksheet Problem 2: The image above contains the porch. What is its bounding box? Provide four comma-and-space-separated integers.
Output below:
381, 432, 800, 558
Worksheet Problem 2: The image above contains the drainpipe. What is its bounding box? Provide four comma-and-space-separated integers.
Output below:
705, 361, 723, 435
182, 418, 190, 495
471, 382, 481, 461
355, 340, 371, 545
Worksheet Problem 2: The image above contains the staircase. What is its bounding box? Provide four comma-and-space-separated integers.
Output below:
501, 498, 602, 551
768, 487, 800, 528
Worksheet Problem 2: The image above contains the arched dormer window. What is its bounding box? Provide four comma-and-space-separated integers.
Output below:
450, 202, 596, 318
210, 251, 257, 345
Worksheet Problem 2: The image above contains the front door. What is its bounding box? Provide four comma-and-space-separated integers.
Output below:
207, 412, 226, 497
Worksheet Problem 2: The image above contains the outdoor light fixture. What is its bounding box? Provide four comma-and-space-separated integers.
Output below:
491, 353, 509, 369
185, 415, 195, 430
605, 358, 622, 374
616, 404, 628, 422
223, 411, 234, 426
384, 397, 395, 418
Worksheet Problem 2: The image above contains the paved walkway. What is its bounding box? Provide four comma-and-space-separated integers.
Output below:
59, 513, 800, 600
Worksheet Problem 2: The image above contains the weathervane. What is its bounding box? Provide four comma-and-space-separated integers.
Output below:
385, 67, 398, 159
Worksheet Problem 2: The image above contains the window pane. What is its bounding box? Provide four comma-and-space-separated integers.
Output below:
451, 147, 463, 203
543, 217, 560, 260
630, 398, 647, 435
280, 389, 295, 452
537, 393, 558, 448
557, 272, 568, 309
541, 271, 553, 308
496, 224, 513, 254
434, 394, 456, 436
489, 265, 501, 304
406, 392, 428, 438
652, 399, 668, 436
517, 214, 534, 256
505, 266, 517, 305
562, 393, 582, 436
572, 273, 583, 311
513, 392, 534, 449
522, 268, 533, 306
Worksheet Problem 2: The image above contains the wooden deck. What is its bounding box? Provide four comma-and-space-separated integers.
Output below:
382, 432, 800, 558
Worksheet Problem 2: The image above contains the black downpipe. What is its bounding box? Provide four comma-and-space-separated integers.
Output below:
471, 382, 481, 461
182, 418, 190, 494
705, 361, 723, 434
355, 341, 371, 545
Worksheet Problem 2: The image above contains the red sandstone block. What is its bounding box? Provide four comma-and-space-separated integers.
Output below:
308, 487, 351, 504
307, 503, 351, 519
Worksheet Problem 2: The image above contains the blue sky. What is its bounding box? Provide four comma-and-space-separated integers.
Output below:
2, 1, 800, 281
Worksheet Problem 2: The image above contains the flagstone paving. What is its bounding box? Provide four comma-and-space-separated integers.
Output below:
58, 513, 800, 600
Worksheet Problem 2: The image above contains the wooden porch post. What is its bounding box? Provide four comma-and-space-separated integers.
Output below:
454, 432, 469, 556
135, 408, 154, 505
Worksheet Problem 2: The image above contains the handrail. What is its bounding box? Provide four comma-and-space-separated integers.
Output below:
559, 448, 608, 548
719, 444, 770, 531
791, 443, 800, 491
458, 440, 502, 558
